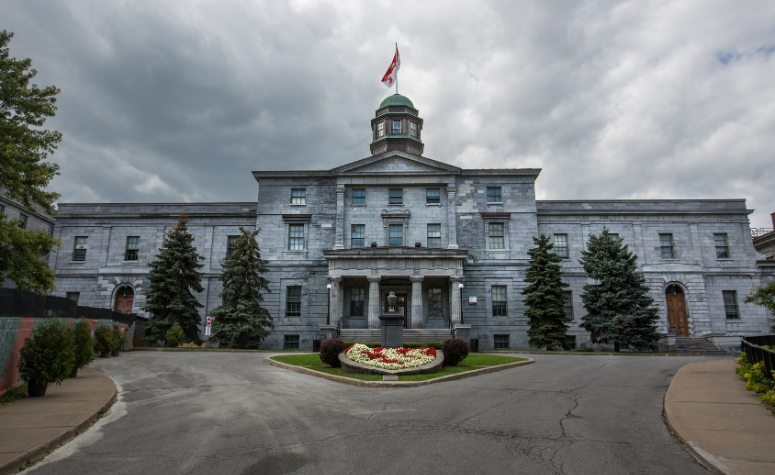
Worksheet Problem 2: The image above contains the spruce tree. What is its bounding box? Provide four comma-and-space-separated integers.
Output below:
209, 227, 272, 349
143, 215, 205, 345
579, 227, 660, 352
522, 234, 571, 350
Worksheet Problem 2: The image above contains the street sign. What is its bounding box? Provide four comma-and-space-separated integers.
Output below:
206, 317, 211, 326
205, 326, 211, 336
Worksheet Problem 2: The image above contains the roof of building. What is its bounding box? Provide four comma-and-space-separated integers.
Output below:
379, 94, 415, 109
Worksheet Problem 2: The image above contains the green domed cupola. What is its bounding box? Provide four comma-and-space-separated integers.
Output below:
370, 94, 424, 156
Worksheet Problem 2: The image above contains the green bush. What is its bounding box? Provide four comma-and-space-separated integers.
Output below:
441, 338, 469, 366
71, 318, 94, 369
110, 324, 126, 351
735, 351, 775, 415
320, 338, 347, 367
342, 342, 382, 348
18, 319, 75, 386
166, 324, 185, 348
403, 342, 443, 350
94, 325, 113, 353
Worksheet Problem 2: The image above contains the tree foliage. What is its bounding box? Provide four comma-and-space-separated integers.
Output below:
0, 30, 61, 214
579, 228, 661, 351
522, 235, 571, 350
18, 319, 74, 386
209, 227, 273, 349
745, 280, 775, 332
0, 31, 62, 293
143, 215, 205, 345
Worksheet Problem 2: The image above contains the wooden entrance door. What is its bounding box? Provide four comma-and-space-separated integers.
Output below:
666, 293, 689, 337
115, 288, 134, 314
385, 293, 408, 328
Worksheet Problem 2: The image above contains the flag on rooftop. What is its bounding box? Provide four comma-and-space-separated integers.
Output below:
381, 45, 400, 88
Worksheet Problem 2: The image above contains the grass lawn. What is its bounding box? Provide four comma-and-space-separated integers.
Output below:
269, 354, 527, 382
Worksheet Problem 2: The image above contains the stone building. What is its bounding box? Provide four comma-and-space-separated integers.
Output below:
752, 212, 775, 261
49, 94, 774, 350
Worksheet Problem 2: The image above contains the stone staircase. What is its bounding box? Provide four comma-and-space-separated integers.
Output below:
675, 337, 727, 356
338, 329, 453, 343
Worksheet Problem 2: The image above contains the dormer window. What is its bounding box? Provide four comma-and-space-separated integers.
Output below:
409, 122, 417, 137
377, 122, 384, 137
393, 120, 401, 134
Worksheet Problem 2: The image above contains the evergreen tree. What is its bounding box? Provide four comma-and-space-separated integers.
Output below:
209, 227, 273, 349
143, 215, 205, 345
522, 234, 571, 350
579, 227, 660, 352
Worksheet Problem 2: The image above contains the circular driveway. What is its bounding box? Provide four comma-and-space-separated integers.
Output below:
29, 352, 716, 474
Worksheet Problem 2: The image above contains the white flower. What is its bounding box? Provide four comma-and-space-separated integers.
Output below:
345, 344, 436, 370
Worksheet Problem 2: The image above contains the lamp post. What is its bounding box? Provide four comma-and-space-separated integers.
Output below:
326, 284, 332, 325
458, 283, 465, 325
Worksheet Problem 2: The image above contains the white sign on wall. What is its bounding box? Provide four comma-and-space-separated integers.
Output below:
468, 296, 477, 305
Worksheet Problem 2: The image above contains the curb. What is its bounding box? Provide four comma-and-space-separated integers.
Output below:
265, 356, 534, 388
0, 368, 117, 475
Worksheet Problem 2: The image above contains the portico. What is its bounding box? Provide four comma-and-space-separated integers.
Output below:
323, 247, 468, 330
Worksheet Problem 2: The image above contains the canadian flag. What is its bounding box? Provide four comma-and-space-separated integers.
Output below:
381, 46, 400, 88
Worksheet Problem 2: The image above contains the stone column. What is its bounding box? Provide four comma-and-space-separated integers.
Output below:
328, 276, 342, 326
450, 276, 463, 326
367, 276, 381, 329
334, 186, 346, 249
447, 188, 458, 249
410, 276, 424, 329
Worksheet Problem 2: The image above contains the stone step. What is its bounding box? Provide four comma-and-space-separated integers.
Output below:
675, 338, 728, 355
338, 329, 453, 343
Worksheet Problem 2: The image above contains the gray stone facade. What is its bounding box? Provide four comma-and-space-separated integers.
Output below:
48, 95, 775, 350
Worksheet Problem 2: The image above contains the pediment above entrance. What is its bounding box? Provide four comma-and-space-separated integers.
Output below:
331, 151, 461, 176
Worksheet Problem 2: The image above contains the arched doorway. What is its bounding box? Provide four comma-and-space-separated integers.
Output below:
665, 284, 689, 337
115, 286, 134, 314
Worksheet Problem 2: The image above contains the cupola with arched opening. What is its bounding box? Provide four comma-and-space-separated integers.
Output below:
370, 94, 424, 156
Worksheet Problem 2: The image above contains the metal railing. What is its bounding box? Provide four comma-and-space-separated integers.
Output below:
751, 228, 774, 238
741, 335, 775, 381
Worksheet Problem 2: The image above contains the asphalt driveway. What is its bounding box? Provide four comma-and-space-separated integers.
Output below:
27, 351, 718, 474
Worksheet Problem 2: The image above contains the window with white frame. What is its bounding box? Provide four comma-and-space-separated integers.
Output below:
377, 122, 384, 137
288, 225, 304, 250
488, 223, 505, 249
350, 288, 365, 317
428, 288, 442, 318
286, 286, 302, 317
427, 224, 441, 248
124, 236, 139, 261
389, 224, 403, 246
392, 120, 401, 134
351, 224, 365, 248
290, 189, 306, 205
409, 122, 417, 137
73, 236, 88, 261
660, 234, 675, 259
714, 233, 730, 259
554, 234, 569, 258
492, 285, 508, 317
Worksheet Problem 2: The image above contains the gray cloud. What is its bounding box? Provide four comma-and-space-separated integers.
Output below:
4, 0, 774, 227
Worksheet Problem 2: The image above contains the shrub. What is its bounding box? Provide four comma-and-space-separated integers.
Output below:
403, 342, 443, 350
110, 324, 126, 351
72, 318, 95, 369
18, 319, 75, 386
319, 338, 347, 367
442, 338, 469, 366
735, 350, 775, 415
94, 325, 114, 353
166, 324, 185, 348
342, 341, 381, 349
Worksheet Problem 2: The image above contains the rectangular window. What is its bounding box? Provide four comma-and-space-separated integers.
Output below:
487, 187, 502, 203
427, 224, 441, 248
554, 234, 569, 258
392, 120, 401, 134
288, 224, 304, 250
492, 285, 508, 317
609, 233, 619, 241
283, 335, 300, 349
389, 188, 403, 204
660, 234, 675, 259
286, 286, 302, 317
227, 235, 239, 256
0, 204, 5, 215
488, 223, 505, 249
389, 224, 403, 246
73, 236, 88, 261
351, 224, 365, 248
715, 233, 730, 259
563, 291, 574, 320
428, 288, 442, 318
66, 292, 80, 304
350, 288, 365, 317
18, 213, 28, 229
409, 122, 417, 137
426, 188, 440, 204
290, 189, 306, 205
124, 236, 139, 261
566, 335, 577, 350
352, 189, 366, 204
494, 334, 510, 350
377, 122, 384, 137
723, 291, 739, 320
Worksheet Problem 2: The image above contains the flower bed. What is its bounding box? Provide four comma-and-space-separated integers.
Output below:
345, 344, 436, 371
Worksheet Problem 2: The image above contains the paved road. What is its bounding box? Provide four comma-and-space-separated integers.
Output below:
28, 352, 719, 474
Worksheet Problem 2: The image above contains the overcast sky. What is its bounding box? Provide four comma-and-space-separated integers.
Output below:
4, 0, 774, 228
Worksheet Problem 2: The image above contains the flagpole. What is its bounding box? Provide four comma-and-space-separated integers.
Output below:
395, 42, 398, 95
